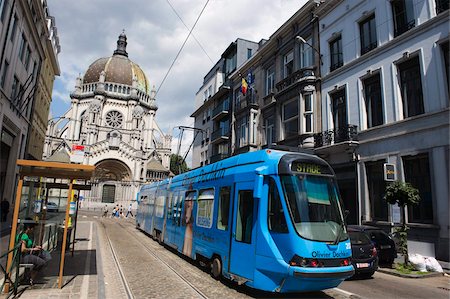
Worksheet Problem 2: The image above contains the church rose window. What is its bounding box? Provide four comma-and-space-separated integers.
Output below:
105, 110, 123, 128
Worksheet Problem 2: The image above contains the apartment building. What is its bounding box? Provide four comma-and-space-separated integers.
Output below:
191, 38, 259, 168
316, 0, 449, 261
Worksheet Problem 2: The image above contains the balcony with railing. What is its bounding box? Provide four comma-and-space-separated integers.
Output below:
234, 91, 258, 114
314, 125, 358, 148
210, 152, 229, 163
275, 67, 317, 94
211, 128, 229, 144
212, 99, 230, 120
262, 90, 276, 109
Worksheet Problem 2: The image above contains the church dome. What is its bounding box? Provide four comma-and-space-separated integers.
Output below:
83, 32, 150, 94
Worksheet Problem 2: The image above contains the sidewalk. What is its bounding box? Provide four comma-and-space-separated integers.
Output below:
1, 220, 100, 299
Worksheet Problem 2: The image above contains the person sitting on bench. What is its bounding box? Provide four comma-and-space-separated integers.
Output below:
17, 220, 52, 285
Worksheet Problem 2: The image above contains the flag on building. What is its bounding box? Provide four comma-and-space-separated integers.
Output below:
241, 78, 248, 96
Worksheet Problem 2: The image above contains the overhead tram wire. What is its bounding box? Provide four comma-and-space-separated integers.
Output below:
165, 0, 213, 64
155, 0, 210, 98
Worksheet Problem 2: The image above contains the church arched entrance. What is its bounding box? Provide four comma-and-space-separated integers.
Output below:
86, 159, 138, 205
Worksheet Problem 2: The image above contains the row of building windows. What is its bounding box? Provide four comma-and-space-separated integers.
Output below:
328, 0, 447, 73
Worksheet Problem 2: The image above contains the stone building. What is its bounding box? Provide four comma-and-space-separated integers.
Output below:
0, 0, 59, 209
44, 33, 172, 207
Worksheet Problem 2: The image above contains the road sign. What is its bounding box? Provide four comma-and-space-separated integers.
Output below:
70, 144, 85, 163
383, 163, 396, 181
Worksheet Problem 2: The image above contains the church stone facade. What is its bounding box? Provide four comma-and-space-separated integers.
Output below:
43, 33, 172, 207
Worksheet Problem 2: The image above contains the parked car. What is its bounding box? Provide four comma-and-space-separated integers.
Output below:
348, 225, 397, 266
348, 227, 378, 278
45, 202, 59, 213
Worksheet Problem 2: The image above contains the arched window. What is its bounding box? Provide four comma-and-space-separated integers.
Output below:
78, 110, 87, 140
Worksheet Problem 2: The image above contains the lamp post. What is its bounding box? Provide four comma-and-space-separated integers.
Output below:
296, 36, 323, 65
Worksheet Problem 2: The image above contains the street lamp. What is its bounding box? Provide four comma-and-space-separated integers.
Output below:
296, 36, 323, 65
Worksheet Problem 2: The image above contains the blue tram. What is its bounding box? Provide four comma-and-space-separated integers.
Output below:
136, 149, 354, 292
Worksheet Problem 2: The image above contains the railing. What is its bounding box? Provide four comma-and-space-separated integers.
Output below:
212, 100, 229, 119
0, 243, 22, 296
275, 67, 316, 93
436, 0, 449, 14
210, 153, 229, 163
361, 41, 377, 55
211, 128, 229, 143
234, 92, 258, 112
314, 125, 358, 148
394, 19, 415, 37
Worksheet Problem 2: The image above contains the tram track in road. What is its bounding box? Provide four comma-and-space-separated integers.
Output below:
101, 218, 354, 299
101, 221, 135, 299
115, 221, 210, 299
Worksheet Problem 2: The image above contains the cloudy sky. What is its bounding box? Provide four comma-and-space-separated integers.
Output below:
47, 0, 307, 165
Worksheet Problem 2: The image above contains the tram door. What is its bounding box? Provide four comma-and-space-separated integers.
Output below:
230, 181, 255, 281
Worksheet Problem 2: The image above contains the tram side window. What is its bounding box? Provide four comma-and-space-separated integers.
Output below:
217, 187, 231, 231
236, 190, 253, 244
166, 192, 173, 218
268, 178, 288, 233
197, 188, 214, 228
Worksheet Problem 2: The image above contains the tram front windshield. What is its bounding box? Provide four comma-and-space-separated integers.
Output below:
281, 174, 347, 243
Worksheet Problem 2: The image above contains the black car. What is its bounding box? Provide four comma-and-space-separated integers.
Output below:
348, 225, 397, 266
348, 227, 378, 278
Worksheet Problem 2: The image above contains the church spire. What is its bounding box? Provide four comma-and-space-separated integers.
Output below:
113, 30, 128, 57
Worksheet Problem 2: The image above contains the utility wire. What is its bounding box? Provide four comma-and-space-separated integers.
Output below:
155, 0, 210, 98
165, 0, 213, 64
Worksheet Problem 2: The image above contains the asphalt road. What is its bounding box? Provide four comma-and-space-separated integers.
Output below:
339, 270, 449, 299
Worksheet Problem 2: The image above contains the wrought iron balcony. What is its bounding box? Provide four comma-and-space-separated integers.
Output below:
436, 0, 449, 14
235, 91, 258, 113
394, 19, 415, 37
210, 153, 229, 163
211, 128, 229, 144
314, 125, 358, 148
212, 100, 229, 120
275, 67, 316, 94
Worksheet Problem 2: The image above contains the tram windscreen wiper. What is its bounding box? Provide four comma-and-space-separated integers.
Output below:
333, 223, 344, 245
333, 210, 349, 245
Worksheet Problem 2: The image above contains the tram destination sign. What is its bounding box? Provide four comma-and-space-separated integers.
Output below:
291, 161, 332, 175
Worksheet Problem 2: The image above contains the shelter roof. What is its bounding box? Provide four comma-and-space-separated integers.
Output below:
17, 160, 95, 180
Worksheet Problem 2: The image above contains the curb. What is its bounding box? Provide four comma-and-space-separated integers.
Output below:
378, 268, 445, 278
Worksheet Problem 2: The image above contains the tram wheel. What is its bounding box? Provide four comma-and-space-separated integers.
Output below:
211, 257, 222, 279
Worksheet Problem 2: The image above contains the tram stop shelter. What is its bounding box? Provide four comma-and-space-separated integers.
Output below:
4, 160, 95, 291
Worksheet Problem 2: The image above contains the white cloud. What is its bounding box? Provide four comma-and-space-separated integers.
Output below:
47, 0, 307, 162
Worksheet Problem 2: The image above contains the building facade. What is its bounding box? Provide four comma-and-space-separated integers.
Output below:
316, 0, 449, 261
44, 33, 172, 207
26, 12, 60, 160
0, 0, 58, 208
229, 1, 321, 155
191, 0, 449, 261
191, 38, 259, 168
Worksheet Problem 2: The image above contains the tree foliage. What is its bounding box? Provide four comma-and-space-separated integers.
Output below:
170, 154, 189, 175
384, 181, 420, 206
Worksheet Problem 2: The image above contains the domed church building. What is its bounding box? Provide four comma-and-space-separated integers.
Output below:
44, 32, 172, 206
